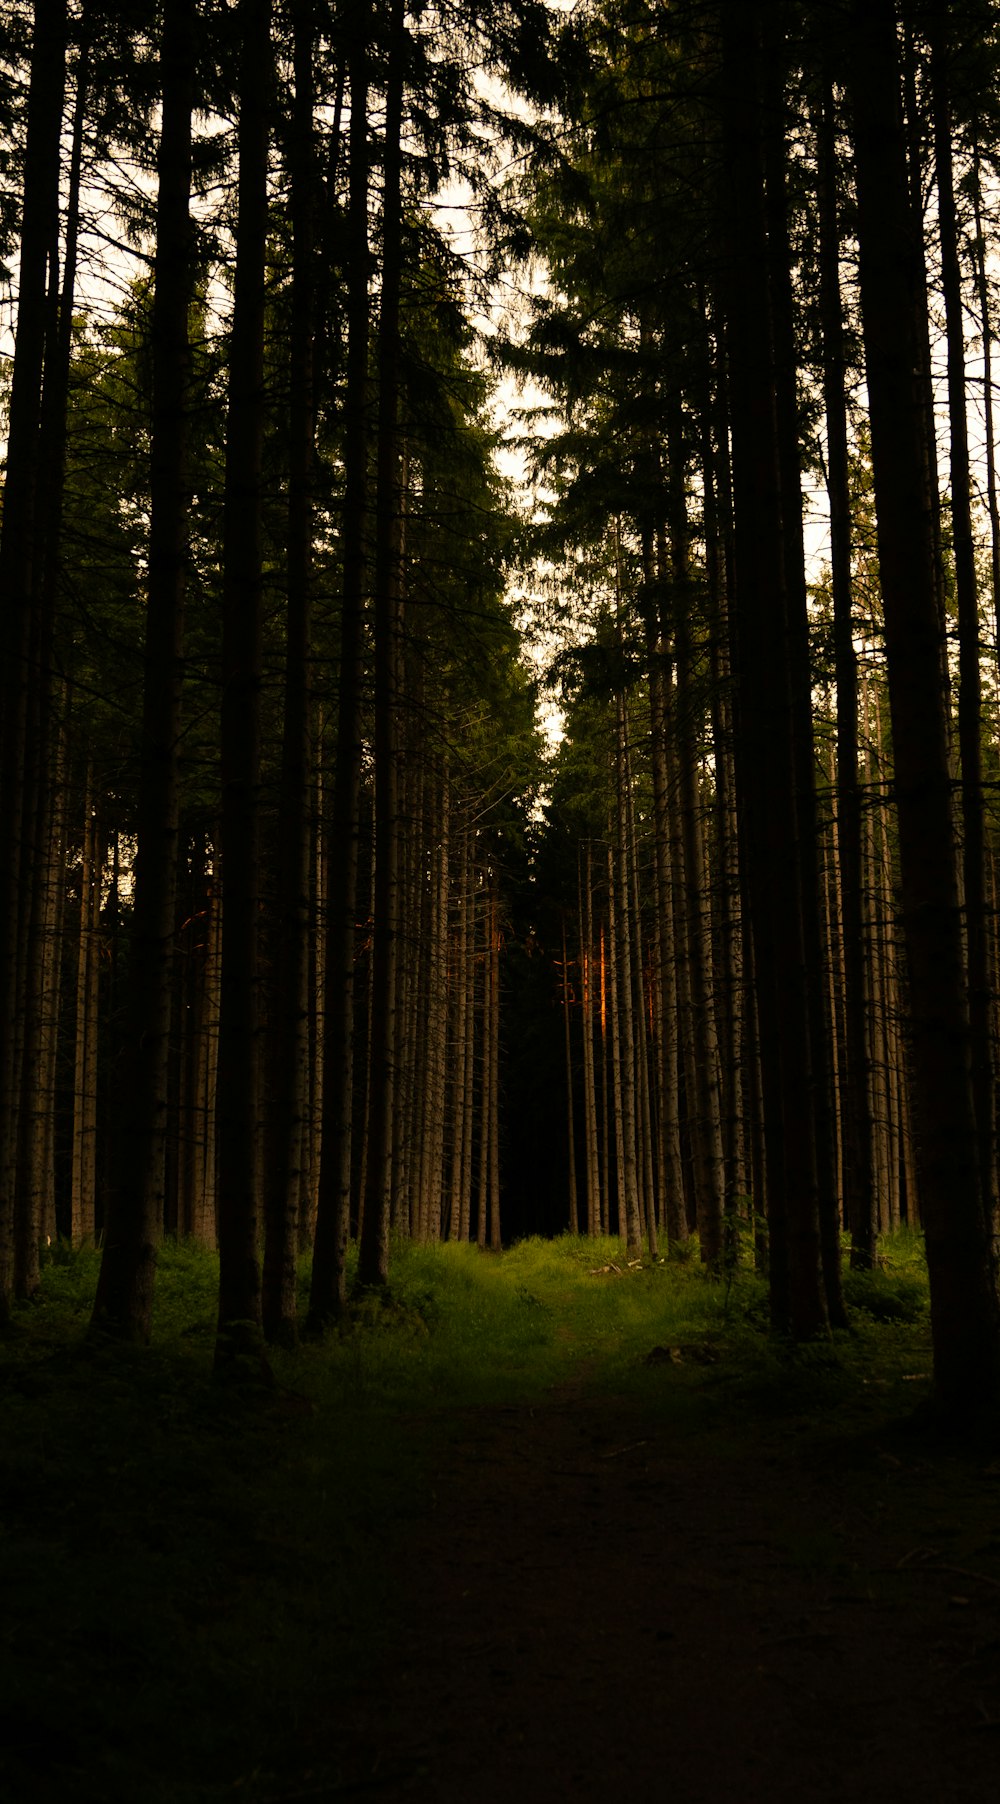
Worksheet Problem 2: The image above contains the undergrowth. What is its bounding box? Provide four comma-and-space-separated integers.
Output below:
0, 1228, 936, 1803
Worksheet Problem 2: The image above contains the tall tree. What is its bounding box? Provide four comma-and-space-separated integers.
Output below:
813, 53, 878, 1273
845, 0, 1000, 1415
357, 0, 406, 1290
309, 4, 371, 1328
0, 0, 68, 1323
92, 0, 195, 1342
262, 0, 321, 1346
930, 19, 997, 1245
215, 0, 273, 1370
720, 0, 827, 1338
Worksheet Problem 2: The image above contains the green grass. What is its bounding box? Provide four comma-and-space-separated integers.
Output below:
0, 1229, 939, 1802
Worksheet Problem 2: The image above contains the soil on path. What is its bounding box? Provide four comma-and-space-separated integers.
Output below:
333, 1375, 1000, 1804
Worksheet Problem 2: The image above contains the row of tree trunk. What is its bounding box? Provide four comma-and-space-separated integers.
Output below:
556, 658, 937, 1255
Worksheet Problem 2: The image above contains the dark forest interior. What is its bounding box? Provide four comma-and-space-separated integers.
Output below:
4, 2, 1000, 1797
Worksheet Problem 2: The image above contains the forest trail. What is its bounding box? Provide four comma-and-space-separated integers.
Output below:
330, 1379, 1000, 1804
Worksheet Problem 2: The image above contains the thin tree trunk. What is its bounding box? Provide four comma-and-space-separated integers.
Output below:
476, 873, 490, 1249
816, 58, 877, 1273
215, 0, 272, 1372
16, 30, 89, 1296
32, 703, 66, 1256
606, 836, 628, 1247
700, 339, 744, 1241
92, 0, 194, 1339
762, 30, 844, 1324
623, 757, 657, 1257
420, 765, 449, 1242
863, 692, 889, 1232
599, 919, 611, 1236
197, 860, 221, 1248
457, 827, 477, 1242
448, 816, 470, 1239
664, 694, 697, 1237
304, 741, 325, 1249
561, 913, 579, 1233
394, 743, 420, 1234
71, 768, 99, 1246
932, 33, 998, 1245
970, 143, 1000, 679
308, 19, 369, 1327
358, 0, 405, 1288
641, 530, 686, 1248
821, 790, 844, 1216
488, 874, 502, 1251
0, 0, 68, 1321
667, 415, 725, 1267
580, 843, 601, 1238
263, 0, 319, 1345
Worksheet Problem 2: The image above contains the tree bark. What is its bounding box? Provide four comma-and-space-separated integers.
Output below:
71, 769, 100, 1247
308, 16, 369, 1327
931, 30, 998, 1250
92, 0, 194, 1340
0, 0, 68, 1322
357, 0, 405, 1289
579, 843, 601, 1237
666, 409, 725, 1268
763, 31, 846, 1326
488, 874, 502, 1251
815, 58, 878, 1273
720, 0, 827, 1338
560, 912, 579, 1233
263, 0, 319, 1345
640, 531, 686, 1248
846, 0, 1000, 1414
215, 0, 272, 1372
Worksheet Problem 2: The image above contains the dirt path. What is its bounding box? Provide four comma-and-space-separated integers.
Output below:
330, 1383, 1000, 1803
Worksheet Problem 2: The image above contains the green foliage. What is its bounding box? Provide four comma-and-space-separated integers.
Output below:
842, 1229, 931, 1324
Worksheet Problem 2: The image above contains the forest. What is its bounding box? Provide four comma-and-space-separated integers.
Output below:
2, 0, 1000, 1390
4, 1, 1000, 1796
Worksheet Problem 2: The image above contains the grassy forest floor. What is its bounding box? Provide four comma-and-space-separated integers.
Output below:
3, 1234, 1000, 1803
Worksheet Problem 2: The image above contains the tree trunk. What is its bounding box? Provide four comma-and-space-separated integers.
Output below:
970, 142, 1000, 680
0, 0, 67, 1322
700, 331, 745, 1244
931, 31, 997, 1249
488, 873, 502, 1252
846, 0, 1000, 1414
263, 0, 319, 1345
458, 825, 477, 1241
599, 920, 611, 1236
308, 18, 368, 1327
815, 59, 877, 1272
357, 0, 405, 1289
29, 703, 67, 1259
762, 28, 845, 1325
561, 912, 579, 1233
477, 871, 490, 1249
92, 0, 194, 1340
16, 27, 89, 1296
666, 412, 725, 1268
579, 843, 601, 1238
641, 532, 686, 1248
720, 0, 827, 1337
71, 769, 100, 1247
448, 814, 471, 1239
623, 747, 657, 1257
215, 0, 272, 1372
